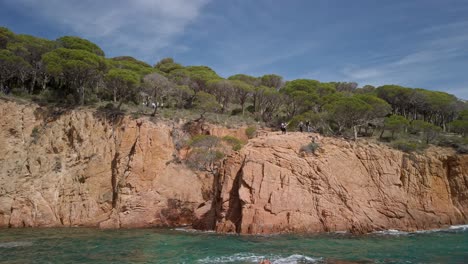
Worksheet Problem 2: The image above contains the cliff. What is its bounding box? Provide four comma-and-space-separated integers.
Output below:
1, 99, 467, 233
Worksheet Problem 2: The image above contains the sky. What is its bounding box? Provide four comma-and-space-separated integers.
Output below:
1, 0, 467, 99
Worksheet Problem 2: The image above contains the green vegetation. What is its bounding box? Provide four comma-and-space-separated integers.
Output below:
300, 141, 320, 154
245, 126, 257, 139
1, 26, 467, 153
222, 135, 244, 151
391, 139, 427, 153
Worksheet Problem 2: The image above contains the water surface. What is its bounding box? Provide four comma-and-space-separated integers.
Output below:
1, 225, 467, 263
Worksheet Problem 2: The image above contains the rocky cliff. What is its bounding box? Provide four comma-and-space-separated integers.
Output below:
1, 99, 467, 233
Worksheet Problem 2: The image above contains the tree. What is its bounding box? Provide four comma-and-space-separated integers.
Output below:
42, 48, 106, 105
0, 50, 30, 90
109, 56, 155, 76
376, 85, 412, 116
449, 120, 468, 137
142, 72, 173, 115
228, 74, 259, 86
57, 36, 105, 56
355, 94, 391, 119
381, 115, 410, 139
410, 120, 442, 144
194, 91, 220, 116
105, 68, 140, 109
355, 85, 376, 94
260, 74, 284, 90
170, 85, 194, 108
332, 82, 358, 93
0, 27, 14, 49
154, 57, 183, 73
207, 79, 234, 113
280, 79, 335, 117
231, 80, 253, 115
448, 110, 468, 136
254, 86, 283, 122
7, 34, 56, 93
327, 97, 372, 140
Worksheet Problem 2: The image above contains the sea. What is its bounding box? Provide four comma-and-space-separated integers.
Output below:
1, 225, 467, 263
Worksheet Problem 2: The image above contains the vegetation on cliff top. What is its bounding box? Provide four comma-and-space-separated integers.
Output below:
1, 26, 467, 152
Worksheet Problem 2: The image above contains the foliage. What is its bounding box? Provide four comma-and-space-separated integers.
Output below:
42, 48, 106, 104
300, 141, 320, 154
448, 120, 468, 136
1, 26, 467, 153
154, 57, 183, 73
186, 134, 224, 173
326, 97, 372, 139
381, 115, 410, 139
194, 91, 220, 114
186, 148, 225, 172
391, 139, 427, 153
30, 126, 40, 144
105, 68, 140, 106
410, 120, 442, 143
245, 126, 257, 139
222, 135, 244, 151
57, 36, 105, 56
189, 135, 220, 148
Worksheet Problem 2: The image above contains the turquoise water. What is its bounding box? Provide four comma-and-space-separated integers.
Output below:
1, 226, 467, 263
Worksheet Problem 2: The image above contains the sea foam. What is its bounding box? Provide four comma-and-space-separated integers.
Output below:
198, 253, 321, 263
0, 241, 33, 248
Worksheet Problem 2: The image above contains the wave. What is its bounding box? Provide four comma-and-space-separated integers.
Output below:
198, 253, 321, 263
0, 241, 33, 248
372, 224, 468, 236
172, 227, 216, 234
448, 224, 468, 231
372, 229, 409, 236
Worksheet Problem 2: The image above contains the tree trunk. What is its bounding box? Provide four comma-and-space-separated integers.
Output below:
79, 86, 85, 105
380, 127, 385, 139
29, 72, 36, 94
353, 126, 358, 141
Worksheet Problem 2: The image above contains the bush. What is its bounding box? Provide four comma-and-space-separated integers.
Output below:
300, 141, 320, 154
391, 139, 426, 153
31, 126, 40, 144
246, 105, 255, 113
186, 148, 224, 172
437, 134, 468, 153
245, 126, 257, 139
189, 135, 219, 148
231, 108, 242, 116
222, 135, 245, 151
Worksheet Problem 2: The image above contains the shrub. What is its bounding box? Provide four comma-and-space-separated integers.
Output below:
246, 105, 255, 113
31, 126, 40, 144
222, 135, 245, 151
186, 148, 225, 172
189, 135, 219, 148
391, 139, 426, 153
300, 141, 320, 154
231, 108, 242, 116
245, 126, 257, 139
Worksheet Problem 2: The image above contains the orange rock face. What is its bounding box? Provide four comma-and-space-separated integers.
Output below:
0, 100, 467, 233
213, 134, 468, 234
0, 100, 210, 228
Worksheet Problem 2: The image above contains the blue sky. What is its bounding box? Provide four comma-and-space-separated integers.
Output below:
1, 0, 467, 99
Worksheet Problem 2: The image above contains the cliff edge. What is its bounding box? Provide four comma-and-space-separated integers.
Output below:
1, 100, 467, 234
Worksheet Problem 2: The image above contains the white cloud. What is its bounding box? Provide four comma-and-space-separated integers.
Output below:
339, 22, 468, 98
6, 0, 211, 59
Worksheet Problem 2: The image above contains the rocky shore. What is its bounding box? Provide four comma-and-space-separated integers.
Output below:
1, 100, 467, 234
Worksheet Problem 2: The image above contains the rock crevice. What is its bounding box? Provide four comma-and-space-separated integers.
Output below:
0, 100, 467, 234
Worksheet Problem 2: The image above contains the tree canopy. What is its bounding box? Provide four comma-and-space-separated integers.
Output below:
0, 26, 466, 151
